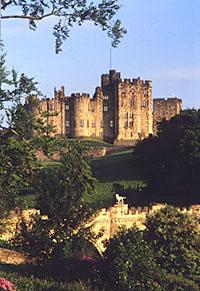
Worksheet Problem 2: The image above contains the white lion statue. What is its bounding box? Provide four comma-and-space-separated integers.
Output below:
115, 193, 126, 204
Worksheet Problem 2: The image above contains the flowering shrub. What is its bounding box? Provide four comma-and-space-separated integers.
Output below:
81, 256, 96, 265
0, 278, 16, 291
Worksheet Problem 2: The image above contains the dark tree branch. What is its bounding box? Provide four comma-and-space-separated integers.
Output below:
1, 0, 126, 53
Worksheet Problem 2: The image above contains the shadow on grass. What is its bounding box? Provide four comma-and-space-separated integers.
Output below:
0, 257, 97, 283
91, 151, 144, 183
112, 182, 154, 206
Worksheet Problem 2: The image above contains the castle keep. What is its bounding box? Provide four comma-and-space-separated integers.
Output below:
26, 70, 182, 144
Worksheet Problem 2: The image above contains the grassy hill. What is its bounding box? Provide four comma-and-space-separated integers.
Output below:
84, 149, 146, 208
22, 148, 146, 209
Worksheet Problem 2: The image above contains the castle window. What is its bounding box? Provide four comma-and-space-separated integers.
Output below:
121, 87, 126, 94
124, 121, 128, 128
92, 121, 96, 128
104, 106, 108, 112
141, 100, 146, 107
66, 105, 69, 110
91, 103, 95, 112
66, 120, 70, 127
100, 120, 104, 128
129, 121, 134, 128
130, 112, 134, 119
124, 112, 128, 119
87, 120, 89, 128
80, 119, 84, 128
110, 120, 114, 128
103, 95, 109, 100
130, 98, 134, 107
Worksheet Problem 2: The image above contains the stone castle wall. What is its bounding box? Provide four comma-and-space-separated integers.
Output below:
153, 97, 182, 134
92, 203, 200, 251
26, 70, 182, 144
1, 203, 199, 256
0, 248, 35, 265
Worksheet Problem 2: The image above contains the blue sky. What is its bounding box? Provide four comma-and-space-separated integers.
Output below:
2, 0, 200, 108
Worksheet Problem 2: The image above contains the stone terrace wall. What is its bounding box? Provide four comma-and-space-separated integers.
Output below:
0, 248, 31, 265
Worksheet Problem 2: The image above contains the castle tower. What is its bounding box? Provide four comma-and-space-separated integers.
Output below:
69, 89, 103, 139
100, 70, 153, 145
153, 97, 182, 134
101, 70, 121, 143
44, 86, 66, 137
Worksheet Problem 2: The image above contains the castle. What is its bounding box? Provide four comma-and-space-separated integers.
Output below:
26, 70, 182, 144
1, 201, 199, 253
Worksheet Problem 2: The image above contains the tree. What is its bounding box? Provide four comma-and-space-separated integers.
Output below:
0, 54, 40, 216
13, 142, 99, 263
98, 228, 163, 291
1, 0, 126, 53
145, 206, 200, 284
0, 130, 37, 216
0, 52, 40, 112
134, 109, 200, 204
95, 207, 200, 291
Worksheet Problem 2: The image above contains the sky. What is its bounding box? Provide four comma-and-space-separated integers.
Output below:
2, 0, 200, 109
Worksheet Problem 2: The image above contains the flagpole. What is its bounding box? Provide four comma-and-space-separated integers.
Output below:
0, 0, 2, 47
110, 47, 112, 70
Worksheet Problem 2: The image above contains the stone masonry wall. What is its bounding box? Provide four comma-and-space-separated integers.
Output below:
153, 97, 182, 134
1, 204, 199, 258
0, 248, 32, 265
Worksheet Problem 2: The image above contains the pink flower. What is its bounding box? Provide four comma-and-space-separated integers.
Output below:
0, 278, 16, 291
81, 256, 96, 264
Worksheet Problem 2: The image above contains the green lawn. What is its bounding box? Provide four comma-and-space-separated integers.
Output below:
21, 149, 146, 209
84, 150, 145, 208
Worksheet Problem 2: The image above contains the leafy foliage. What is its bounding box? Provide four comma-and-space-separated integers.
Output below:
0, 53, 41, 216
145, 206, 200, 281
96, 206, 200, 290
134, 109, 200, 204
0, 130, 37, 216
98, 228, 162, 290
0, 53, 39, 112
2, 0, 126, 53
12, 142, 99, 262
0, 267, 92, 291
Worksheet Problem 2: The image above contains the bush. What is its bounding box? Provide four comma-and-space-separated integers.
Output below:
159, 273, 199, 291
0, 269, 92, 291
96, 228, 163, 291
145, 206, 200, 281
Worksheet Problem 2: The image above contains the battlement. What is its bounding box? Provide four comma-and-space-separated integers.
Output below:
54, 86, 65, 99
154, 97, 182, 103
120, 78, 152, 87
71, 93, 91, 99
101, 70, 152, 87
98, 203, 200, 217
